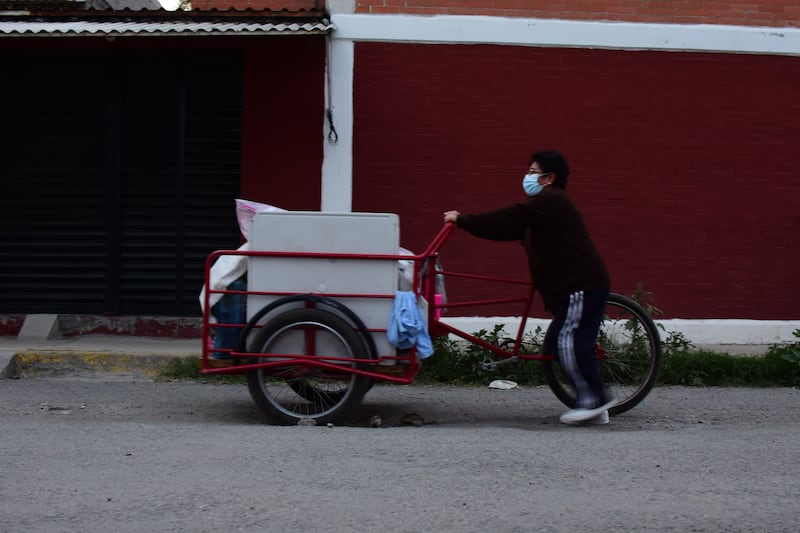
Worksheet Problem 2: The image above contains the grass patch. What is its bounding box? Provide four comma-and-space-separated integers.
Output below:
659, 349, 783, 387
156, 356, 245, 384
657, 330, 800, 387
415, 325, 548, 386
156, 330, 800, 388
417, 327, 800, 387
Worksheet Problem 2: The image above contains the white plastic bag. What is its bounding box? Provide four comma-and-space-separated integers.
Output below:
200, 199, 285, 316
488, 379, 519, 390
199, 243, 249, 316
397, 247, 415, 291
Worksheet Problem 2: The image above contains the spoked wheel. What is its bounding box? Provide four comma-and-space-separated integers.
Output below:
245, 308, 372, 425
542, 293, 662, 415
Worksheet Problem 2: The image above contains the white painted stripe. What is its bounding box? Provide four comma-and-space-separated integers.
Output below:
330, 13, 800, 56
438, 317, 800, 350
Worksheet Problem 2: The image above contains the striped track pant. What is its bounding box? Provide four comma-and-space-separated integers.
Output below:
547, 290, 609, 409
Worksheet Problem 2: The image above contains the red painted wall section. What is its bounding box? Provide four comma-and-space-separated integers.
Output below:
241, 37, 326, 211
355, 0, 800, 27
352, 42, 800, 320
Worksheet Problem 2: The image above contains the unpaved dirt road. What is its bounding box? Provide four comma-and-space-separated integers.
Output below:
1, 378, 798, 532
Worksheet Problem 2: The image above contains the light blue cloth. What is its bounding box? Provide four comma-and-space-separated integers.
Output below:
387, 291, 434, 358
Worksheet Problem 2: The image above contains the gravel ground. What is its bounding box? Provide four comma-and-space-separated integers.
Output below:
1, 378, 799, 532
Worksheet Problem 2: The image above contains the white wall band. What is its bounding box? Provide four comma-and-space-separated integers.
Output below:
331, 14, 800, 56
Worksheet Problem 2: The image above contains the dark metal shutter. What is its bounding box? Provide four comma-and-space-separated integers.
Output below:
2, 50, 111, 314
0, 48, 242, 316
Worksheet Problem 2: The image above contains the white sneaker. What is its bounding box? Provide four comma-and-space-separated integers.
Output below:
559, 399, 617, 425
588, 410, 609, 425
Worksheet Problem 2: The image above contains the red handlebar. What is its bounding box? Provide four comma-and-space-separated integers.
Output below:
420, 222, 456, 258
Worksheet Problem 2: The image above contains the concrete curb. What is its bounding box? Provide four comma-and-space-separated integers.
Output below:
0, 351, 20, 379
9, 351, 198, 379
0, 336, 202, 379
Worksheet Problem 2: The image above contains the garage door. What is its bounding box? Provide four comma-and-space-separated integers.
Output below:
0, 48, 242, 316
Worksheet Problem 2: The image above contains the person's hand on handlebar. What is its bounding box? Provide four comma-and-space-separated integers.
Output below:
443, 210, 460, 224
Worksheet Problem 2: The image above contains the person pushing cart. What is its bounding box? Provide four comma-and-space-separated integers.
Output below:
444, 150, 617, 426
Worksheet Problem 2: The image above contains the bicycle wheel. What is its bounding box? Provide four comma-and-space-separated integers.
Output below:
542, 293, 662, 415
245, 308, 372, 425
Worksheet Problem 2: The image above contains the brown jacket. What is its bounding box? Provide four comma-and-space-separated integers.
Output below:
456, 187, 609, 311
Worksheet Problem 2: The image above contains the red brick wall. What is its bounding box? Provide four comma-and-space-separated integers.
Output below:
352, 42, 800, 319
241, 37, 327, 211
355, 0, 800, 27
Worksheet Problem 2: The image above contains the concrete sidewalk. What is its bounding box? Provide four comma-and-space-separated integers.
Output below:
0, 335, 201, 379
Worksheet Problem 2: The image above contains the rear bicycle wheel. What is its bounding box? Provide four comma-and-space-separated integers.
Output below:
542, 293, 662, 415
245, 308, 372, 425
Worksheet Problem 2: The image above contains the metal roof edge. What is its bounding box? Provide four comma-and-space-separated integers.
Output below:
0, 7, 329, 16
0, 17, 334, 36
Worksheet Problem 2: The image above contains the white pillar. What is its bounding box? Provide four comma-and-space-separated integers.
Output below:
321, 29, 355, 212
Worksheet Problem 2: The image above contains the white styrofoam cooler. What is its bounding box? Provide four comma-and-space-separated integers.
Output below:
247, 211, 400, 356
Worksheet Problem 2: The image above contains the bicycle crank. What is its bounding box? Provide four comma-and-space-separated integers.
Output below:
477, 356, 520, 372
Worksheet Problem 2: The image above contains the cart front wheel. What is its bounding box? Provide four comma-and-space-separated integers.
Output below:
542, 293, 662, 415
245, 308, 372, 425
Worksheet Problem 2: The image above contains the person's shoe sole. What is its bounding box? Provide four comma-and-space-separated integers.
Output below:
560, 399, 617, 425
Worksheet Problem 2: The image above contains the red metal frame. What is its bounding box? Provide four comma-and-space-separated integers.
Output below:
199, 222, 555, 383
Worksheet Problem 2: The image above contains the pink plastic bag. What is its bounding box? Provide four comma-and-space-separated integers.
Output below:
234, 199, 286, 241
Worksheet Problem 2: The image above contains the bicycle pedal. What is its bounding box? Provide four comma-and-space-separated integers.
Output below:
478, 356, 519, 372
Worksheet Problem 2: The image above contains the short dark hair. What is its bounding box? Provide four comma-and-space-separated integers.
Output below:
529, 150, 569, 189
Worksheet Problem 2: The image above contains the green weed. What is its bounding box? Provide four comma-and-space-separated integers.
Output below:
417, 324, 547, 386
156, 356, 245, 384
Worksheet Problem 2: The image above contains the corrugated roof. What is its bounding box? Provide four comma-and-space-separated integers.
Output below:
0, 18, 332, 35
0, 0, 88, 8
191, 1, 322, 12
0, 0, 325, 12
88, 0, 162, 10
0, 0, 162, 10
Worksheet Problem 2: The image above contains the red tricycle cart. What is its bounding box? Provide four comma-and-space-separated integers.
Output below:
200, 211, 661, 425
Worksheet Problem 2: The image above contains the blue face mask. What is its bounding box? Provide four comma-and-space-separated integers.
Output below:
522, 173, 543, 196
